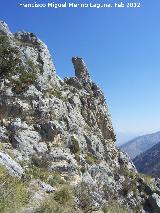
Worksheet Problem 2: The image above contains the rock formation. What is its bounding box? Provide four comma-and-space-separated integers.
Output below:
0, 21, 160, 213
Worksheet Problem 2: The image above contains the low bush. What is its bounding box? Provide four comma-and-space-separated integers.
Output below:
70, 136, 80, 155
80, 165, 86, 174
35, 199, 63, 213
31, 154, 51, 169
35, 184, 75, 213
35, 197, 75, 213
0, 165, 30, 213
24, 161, 65, 187
0, 35, 21, 78
54, 185, 74, 206
85, 153, 99, 165
48, 173, 65, 187
75, 182, 98, 212
12, 70, 37, 93
102, 201, 127, 213
25, 165, 49, 182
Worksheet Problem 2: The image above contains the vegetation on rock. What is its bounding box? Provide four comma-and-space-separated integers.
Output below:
0, 35, 21, 78
0, 165, 30, 213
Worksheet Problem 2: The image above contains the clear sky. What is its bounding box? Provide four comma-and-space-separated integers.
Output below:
1, 0, 160, 142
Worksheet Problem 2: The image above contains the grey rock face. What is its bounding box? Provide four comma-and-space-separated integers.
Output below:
0, 125, 8, 142
64, 77, 83, 90
39, 181, 55, 193
118, 151, 136, 171
48, 147, 78, 176
0, 151, 24, 177
14, 31, 40, 45
0, 20, 13, 37
72, 57, 91, 84
9, 118, 42, 156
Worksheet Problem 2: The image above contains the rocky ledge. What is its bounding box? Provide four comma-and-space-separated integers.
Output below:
0, 21, 160, 213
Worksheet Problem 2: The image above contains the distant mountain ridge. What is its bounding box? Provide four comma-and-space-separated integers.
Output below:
120, 131, 160, 159
133, 141, 160, 178
116, 131, 141, 146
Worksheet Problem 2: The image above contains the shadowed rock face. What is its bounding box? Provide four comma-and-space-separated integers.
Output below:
0, 21, 160, 213
72, 57, 91, 83
14, 31, 39, 44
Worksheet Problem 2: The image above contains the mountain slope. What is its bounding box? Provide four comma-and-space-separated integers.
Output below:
116, 131, 141, 146
0, 21, 160, 213
120, 131, 160, 159
133, 141, 160, 178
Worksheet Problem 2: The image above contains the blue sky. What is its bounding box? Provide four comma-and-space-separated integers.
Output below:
1, 0, 160, 143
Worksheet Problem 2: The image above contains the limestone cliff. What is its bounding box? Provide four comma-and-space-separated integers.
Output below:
0, 21, 160, 213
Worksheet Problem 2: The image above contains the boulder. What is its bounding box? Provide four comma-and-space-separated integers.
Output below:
39, 181, 55, 193
0, 151, 24, 177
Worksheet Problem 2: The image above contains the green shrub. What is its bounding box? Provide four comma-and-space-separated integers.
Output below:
121, 176, 138, 198
24, 162, 65, 187
0, 165, 30, 213
75, 182, 99, 212
74, 153, 80, 162
0, 35, 42, 93
85, 153, 99, 165
31, 154, 51, 169
102, 201, 127, 213
25, 165, 49, 182
45, 88, 67, 101
0, 35, 21, 78
80, 166, 86, 174
35, 183, 75, 212
70, 136, 80, 154
35, 199, 63, 213
141, 174, 153, 185
54, 185, 74, 207
48, 173, 65, 187
35, 196, 75, 213
12, 70, 37, 93
27, 59, 43, 74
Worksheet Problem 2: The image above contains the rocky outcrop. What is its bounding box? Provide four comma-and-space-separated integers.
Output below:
144, 193, 160, 213
0, 21, 160, 213
0, 151, 24, 177
0, 21, 13, 37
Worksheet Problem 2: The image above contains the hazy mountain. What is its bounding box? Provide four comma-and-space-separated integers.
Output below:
133, 141, 160, 178
120, 131, 160, 159
116, 131, 141, 146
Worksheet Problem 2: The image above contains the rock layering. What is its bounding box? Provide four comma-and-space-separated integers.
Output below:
0, 21, 160, 213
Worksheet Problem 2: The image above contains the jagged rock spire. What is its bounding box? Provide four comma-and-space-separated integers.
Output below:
72, 57, 91, 83
0, 21, 12, 37
14, 31, 39, 45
